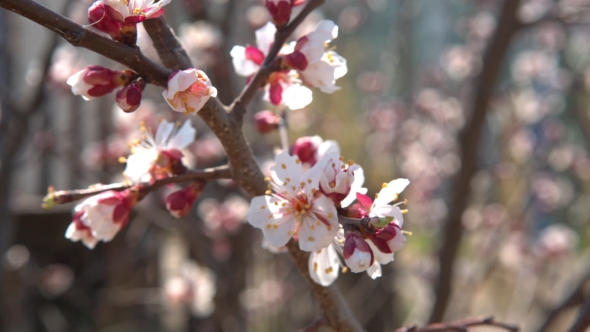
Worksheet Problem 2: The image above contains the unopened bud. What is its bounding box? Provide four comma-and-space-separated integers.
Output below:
88, 1, 123, 40
292, 136, 322, 166
165, 181, 206, 218
282, 51, 308, 71
254, 110, 281, 134
370, 222, 406, 254
343, 232, 373, 273
67, 65, 129, 100
266, 0, 293, 29
116, 81, 144, 113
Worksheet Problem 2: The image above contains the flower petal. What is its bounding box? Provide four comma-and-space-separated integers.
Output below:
155, 120, 175, 146
230, 45, 260, 77
366, 262, 382, 279
373, 178, 410, 208
282, 83, 313, 110
166, 120, 196, 150
308, 244, 340, 286
255, 22, 277, 55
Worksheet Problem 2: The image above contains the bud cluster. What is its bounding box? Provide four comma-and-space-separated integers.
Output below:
67, 65, 145, 112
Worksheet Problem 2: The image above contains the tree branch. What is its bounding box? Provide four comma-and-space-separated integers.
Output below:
43, 165, 232, 206
0, 0, 171, 86
229, 0, 326, 120
428, 0, 523, 323
396, 316, 519, 332
141, 12, 364, 331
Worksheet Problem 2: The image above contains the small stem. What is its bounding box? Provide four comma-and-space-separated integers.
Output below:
279, 109, 289, 152
43, 165, 231, 206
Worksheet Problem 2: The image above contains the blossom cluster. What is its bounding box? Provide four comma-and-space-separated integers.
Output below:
247, 137, 409, 286
231, 20, 347, 110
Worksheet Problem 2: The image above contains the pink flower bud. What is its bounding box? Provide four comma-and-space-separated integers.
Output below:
65, 190, 136, 249
343, 232, 374, 273
292, 136, 322, 166
254, 110, 281, 134
282, 51, 308, 71
88, 1, 123, 40
165, 181, 206, 218
67, 65, 129, 100
163, 69, 217, 115
266, 0, 293, 29
116, 81, 144, 113
369, 222, 406, 254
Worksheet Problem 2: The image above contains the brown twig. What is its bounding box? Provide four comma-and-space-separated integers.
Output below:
229, 0, 326, 120
0, 0, 171, 86
428, 0, 523, 323
43, 165, 231, 206
396, 316, 519, 332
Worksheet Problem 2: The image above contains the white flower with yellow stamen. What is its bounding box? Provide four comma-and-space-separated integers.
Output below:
123, 120, 196, 183
246, 152, 338, 252
103, 0, 171, 24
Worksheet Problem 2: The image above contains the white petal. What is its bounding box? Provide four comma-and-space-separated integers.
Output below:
373, 178, 410, 208
317, 140, 340, 160
255, 22, 277, 55
308, 244, 340, 286
388, 232, 406, 253
341, 167, 367, 208
326, 51, 348, 79
230, 45, 260, 77
298, 214, 334, 252
282, 83, 313, 110
315, 20, 338, 40
124, 150, 158, 183
155, 120, 175, 146
262, 214, 296, 248
270, 152, 303, 187
166, 120, 196, 150
366, 262, 382, 279
301, 60, 340, 93
247, 195, 281, 228
370, 205, 404, 227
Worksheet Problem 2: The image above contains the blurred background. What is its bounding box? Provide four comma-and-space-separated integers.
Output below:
1, 0, 590, 331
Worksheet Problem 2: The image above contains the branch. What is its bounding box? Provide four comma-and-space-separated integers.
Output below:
43, 165, 231, 206
229, 0, 326, 120
396, 316, 519, 332
0, 0, 171, 86
428, 0, 522, 323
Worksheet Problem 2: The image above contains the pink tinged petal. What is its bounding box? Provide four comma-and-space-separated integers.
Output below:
255, 22, 277, 55
308, 244, 340, 286
311, 194, 338, 228
281, 83, 313, 110
373, 178, 410, 208
269, 82, 283, 105
65, 221, 98, 249
368, 239, 393, 265
165, 71, 182, 99
366, 262, 382, 279
176, 69, 199, 91
166, 120, 196, 150
155, 120, 175, 147
388, 232, 407, 253
355, 193, 373, 210
300, 163, 321, 197
245, 46, 265, 66
230, 46, 260, 77
262, 214, 296, 248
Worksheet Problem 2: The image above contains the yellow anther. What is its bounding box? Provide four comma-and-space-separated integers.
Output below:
118, 156, 127, 163
401, 209, 408, 214
281, 163, 287, 169
325, 267, 333, 273
265, 190, 272, 195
